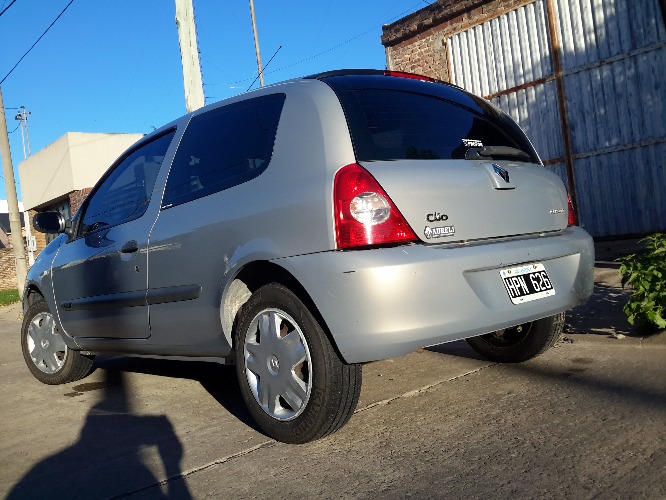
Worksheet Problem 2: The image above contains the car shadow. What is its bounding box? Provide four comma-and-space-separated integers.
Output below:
94, 355, 261, 433
7, 369, 193, 499
427, 341, 666, 413
426, 339, 487, 360
565, 281, 634, 336
499, 358, 666, 412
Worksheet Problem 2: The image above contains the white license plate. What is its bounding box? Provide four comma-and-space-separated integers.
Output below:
500, 263, 555, 305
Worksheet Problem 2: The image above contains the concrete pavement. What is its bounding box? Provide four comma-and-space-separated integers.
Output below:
1, 239, 664, 498
2, 321, 664, 498
565, 238, 666, 347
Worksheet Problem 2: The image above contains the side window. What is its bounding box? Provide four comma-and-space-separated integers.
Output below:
162, 93, 285, 208
80, 131, 175, 234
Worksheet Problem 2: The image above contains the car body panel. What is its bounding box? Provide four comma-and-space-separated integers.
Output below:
23, 234, 67, 333
26, 122, 186, 344
275, 227, 593, 363
362, 159, 570, 243
144, 81, 355, 350
51, 218, 151, 339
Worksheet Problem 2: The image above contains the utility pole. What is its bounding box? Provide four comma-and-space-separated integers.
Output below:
175, 0, 205, 113
0, 86, 28, 292
249, 0, 264, 87
14, 106, 31, 158
14, 106, 35, 266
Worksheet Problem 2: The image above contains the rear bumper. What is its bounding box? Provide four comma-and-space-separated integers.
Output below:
275, 227, 594, 364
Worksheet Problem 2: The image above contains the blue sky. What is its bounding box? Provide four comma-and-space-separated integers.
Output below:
0, 0, 427, 201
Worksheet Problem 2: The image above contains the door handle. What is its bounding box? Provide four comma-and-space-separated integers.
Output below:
121, 240, 139, 253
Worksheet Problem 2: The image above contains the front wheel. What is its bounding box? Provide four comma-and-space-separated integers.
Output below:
466, 313, 565, 363
21, 300, 95, 384
234, 283, 361, 444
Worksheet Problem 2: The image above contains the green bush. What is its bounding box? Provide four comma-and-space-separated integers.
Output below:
617, 233, 666, 330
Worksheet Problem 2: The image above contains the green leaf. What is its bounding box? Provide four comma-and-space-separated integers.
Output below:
618, 233, 666, 328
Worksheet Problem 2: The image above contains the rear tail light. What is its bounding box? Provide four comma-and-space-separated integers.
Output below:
567, 194, 577, 226
334, 163, 418, 249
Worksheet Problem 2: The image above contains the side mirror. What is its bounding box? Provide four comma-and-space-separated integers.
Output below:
33, 212, 72, 235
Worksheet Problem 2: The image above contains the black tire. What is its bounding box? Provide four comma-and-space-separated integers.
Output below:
21, 299, 95, 385
234, 283, 361, 444
466, 313, 565, 363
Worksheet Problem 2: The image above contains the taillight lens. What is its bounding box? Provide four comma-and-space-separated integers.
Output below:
567, 194, 577, 226
334, 163, 418, 249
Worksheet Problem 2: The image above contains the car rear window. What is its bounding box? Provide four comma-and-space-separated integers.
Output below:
323, 76, 539, 163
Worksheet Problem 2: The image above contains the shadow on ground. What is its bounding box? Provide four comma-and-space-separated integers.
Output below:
94, 356, 259, 432
566, 281, 633, 336
7, 369, 193, 499
7, 357, 261, 498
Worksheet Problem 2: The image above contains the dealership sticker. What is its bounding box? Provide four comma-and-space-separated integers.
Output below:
462, 138, 483, 148
424, 225, 455, 239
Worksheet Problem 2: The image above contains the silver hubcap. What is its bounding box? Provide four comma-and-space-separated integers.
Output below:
26, 311, 67, 374
244, 308, 312, 421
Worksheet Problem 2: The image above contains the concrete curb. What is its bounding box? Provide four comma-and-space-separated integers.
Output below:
562, 331, 666, 349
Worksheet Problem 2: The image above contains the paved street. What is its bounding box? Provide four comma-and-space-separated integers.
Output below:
2, 294, 664, 499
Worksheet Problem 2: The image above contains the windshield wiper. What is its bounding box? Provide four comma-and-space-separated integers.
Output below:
465, 146, 531, 162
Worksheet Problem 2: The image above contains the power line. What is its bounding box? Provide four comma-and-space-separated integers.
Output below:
246, 45, 282, 92
222, 2, 427, 87
0, 0, 17, 17
1, 0, 75, 85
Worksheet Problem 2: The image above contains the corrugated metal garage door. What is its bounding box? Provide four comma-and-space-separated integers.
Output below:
448, 0, 666, 237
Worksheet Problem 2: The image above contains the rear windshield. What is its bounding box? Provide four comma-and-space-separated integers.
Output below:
325, 76, 539, 163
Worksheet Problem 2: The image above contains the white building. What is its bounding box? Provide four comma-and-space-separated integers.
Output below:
18, 132, 144, 252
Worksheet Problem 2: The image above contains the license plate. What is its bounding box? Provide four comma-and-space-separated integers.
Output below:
500, 263, 555, 304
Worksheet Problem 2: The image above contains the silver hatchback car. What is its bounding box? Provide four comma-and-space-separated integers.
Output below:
23, 70, 594, 443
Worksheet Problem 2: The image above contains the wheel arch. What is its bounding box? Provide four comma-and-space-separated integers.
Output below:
221, 260, 338, 358
23, 282, 82, 351
23, 284, 45, 310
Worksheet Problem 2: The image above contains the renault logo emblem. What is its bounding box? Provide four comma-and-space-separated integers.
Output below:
492, 163, 510, 183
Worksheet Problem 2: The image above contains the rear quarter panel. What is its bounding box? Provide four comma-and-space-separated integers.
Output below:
145, 80, 356, 349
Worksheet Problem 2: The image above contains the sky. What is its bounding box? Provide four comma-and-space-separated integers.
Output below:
0, 0, 429, 202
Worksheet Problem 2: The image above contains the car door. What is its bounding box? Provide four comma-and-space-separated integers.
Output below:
146, 95, 285, 350
51, 131, 175, 339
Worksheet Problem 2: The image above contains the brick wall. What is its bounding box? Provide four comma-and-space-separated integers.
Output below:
25, 188, 92, 260
28, 209, 48, 256
0, 189, 94, 290
382, 0, 533, 81
0, 248, 20, 290
386, 32, 450, 82
69, 188, 92, 218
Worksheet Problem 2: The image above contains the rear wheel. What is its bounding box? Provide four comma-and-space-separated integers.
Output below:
234, 283, 361, 444
21, 299, 95, 384
466, 313, 565, 363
